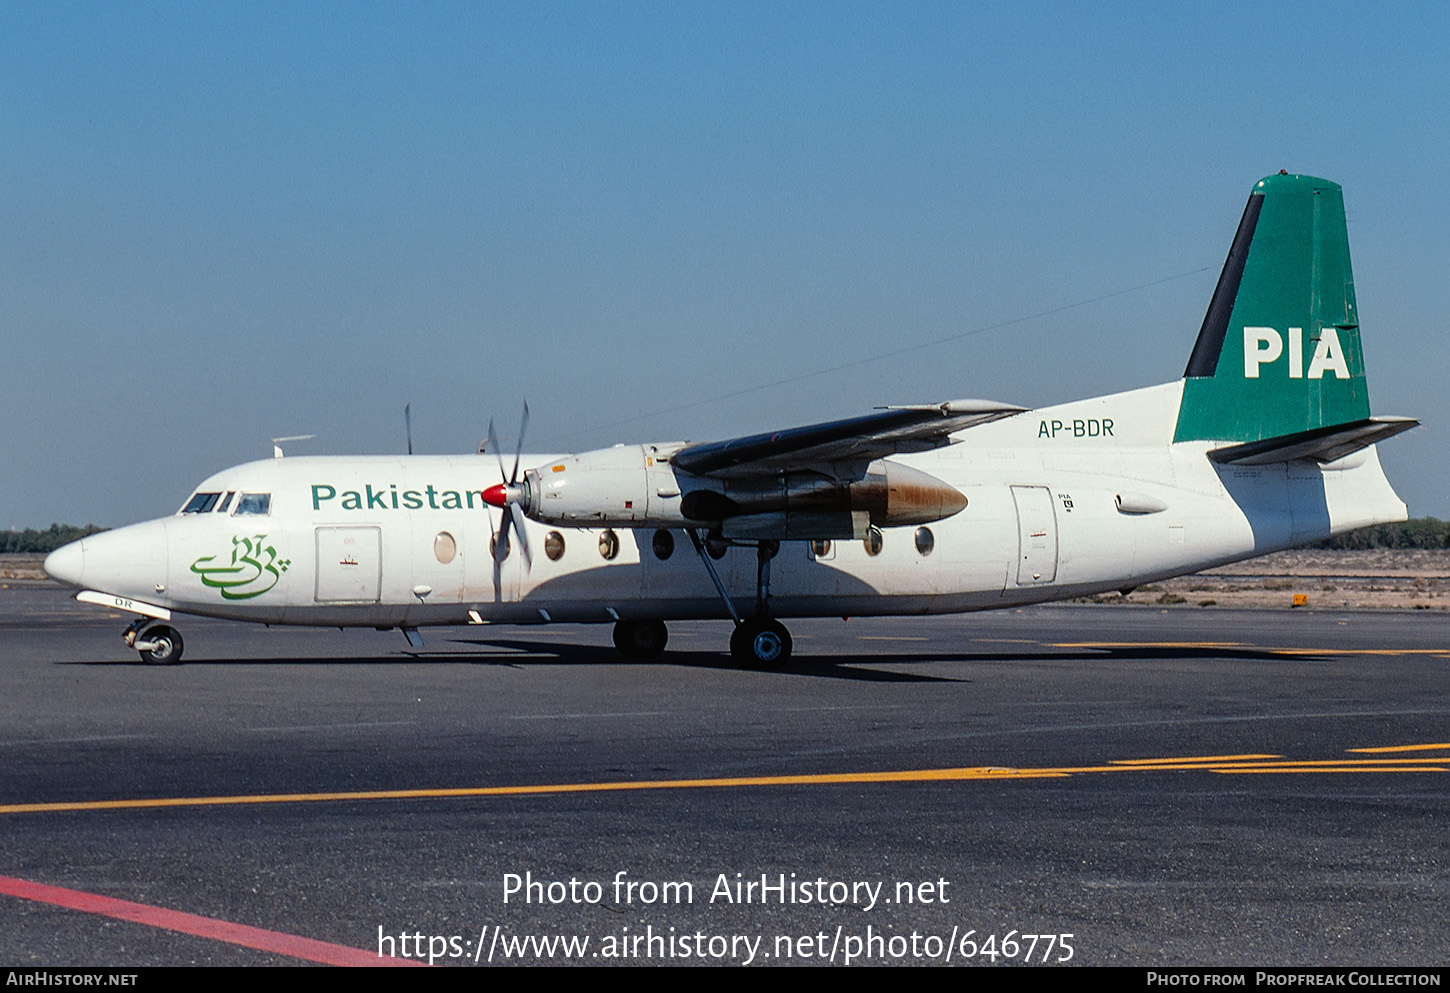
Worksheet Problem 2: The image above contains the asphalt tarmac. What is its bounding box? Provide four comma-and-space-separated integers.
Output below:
3, 582, 1449, 967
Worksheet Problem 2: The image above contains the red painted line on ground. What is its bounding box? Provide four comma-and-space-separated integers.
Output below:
0, 874, 425, 967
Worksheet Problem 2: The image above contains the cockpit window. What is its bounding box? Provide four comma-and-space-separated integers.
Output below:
216, 491, 235, 513
234, 493, 272, 516
181, 492, 221, 514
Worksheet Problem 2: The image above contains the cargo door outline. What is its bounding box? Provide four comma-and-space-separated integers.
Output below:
315, 526, 382, 603
1012, 485, 1058, 585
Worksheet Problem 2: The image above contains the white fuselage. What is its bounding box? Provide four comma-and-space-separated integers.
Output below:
47, 381, 1408, 630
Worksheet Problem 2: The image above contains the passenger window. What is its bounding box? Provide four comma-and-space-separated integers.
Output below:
181, 493, 221, 514
234, 493, 272, 516
434, 531, 457, 564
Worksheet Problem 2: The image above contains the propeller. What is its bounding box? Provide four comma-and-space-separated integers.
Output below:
483, 402, 533, 581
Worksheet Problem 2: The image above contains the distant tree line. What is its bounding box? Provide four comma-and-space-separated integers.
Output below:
1, 524, 108, 554
1309, 518, 1450, 550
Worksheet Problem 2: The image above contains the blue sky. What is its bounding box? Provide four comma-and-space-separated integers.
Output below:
3, 1, 1446, 527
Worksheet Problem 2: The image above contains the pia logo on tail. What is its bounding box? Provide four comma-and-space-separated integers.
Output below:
1243, 326, 1351, 380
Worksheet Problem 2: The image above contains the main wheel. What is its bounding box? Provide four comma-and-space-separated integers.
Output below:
729, 618, 792, 667
612, 619, 668, 660
138, 625, 184, 665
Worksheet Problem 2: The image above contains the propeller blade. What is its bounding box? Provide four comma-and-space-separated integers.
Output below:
494, 507, 511, 562
508, 501, 532, 569
491, 529, 503, 600
486, 405, 533, 569
486, 417, 508, 484
510, 400, 530, 484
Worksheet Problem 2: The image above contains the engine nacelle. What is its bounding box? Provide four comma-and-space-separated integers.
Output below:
520, 444, 967, 540
522, 444, 683, 525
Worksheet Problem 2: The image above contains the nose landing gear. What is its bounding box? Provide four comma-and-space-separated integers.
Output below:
123, 618, 184, 665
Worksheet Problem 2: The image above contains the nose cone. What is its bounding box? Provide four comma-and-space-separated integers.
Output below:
43, 520, 169, 598
44, 539, 85, 587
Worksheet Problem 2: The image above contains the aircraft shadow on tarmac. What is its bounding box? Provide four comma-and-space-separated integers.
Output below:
441, 638, 1336, 672
61, 645, 959, 683
59, 639, 1333, 681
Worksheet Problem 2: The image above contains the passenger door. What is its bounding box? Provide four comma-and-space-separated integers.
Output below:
315, 526, 381, 602
1011, 485, 1059, 585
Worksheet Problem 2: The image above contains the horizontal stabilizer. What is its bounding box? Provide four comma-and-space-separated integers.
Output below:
1206, 417, 1417, 466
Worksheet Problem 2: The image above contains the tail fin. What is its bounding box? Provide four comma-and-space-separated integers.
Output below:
1173, 173, 1371, 443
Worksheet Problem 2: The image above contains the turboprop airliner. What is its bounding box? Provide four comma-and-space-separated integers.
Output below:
44, 173, 1417, 665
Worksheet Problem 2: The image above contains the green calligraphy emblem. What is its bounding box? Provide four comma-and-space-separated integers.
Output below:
191, 535, 291, 600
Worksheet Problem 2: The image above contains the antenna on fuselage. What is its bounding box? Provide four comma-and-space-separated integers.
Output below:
272, 435, 315, 458
405, 402, 413, 456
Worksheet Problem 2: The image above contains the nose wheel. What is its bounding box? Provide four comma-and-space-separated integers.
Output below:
123, 619, 184, 665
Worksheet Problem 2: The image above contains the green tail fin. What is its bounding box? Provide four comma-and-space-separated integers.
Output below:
1173, 173, 1371, 443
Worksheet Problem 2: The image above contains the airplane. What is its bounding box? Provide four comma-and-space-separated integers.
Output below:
44, 173, 1417, 666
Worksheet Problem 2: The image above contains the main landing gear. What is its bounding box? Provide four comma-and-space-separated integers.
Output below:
610, 614, 793, 666
123, 618, 184, 665
610, 532, 796, 666
612, 619, 669, 660
728, 616, 792, 666
712, 535, 793, 666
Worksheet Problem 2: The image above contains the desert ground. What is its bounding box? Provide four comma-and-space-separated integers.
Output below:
1083, 548, 1450, 610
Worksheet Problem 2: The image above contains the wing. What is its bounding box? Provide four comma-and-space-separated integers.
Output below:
671, 399, 1026, 478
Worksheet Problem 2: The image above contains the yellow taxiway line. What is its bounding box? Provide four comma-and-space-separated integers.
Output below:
5, 744, 1448, 817
1051, 641, 1450, 656
1348, 742, 1450, 753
